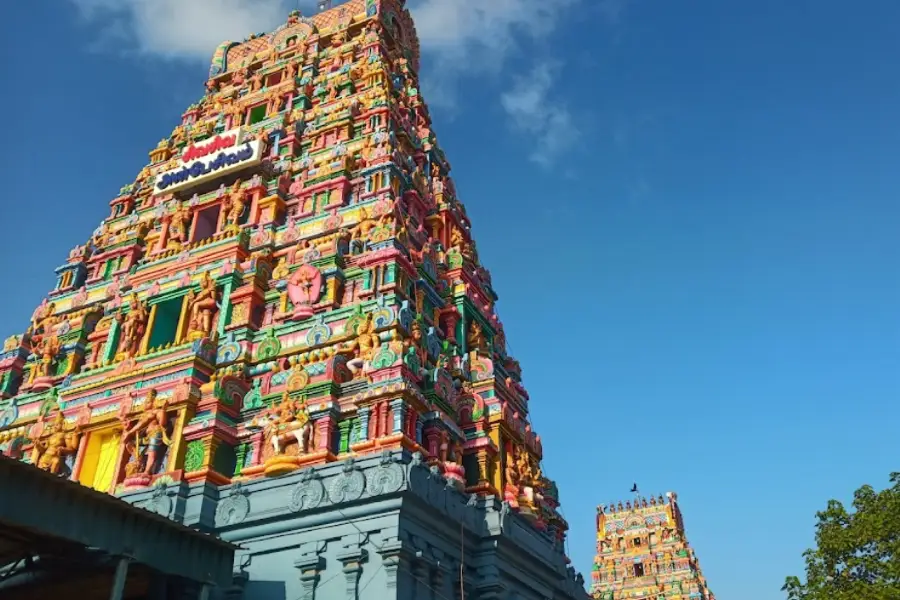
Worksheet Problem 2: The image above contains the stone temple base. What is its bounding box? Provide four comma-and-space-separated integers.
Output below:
119, 450, 590, 600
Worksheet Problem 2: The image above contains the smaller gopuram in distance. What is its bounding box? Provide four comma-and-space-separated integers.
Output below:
591, 492, 716, 600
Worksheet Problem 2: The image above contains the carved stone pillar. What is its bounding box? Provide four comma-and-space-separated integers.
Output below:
378, 541, 413, 596
310, 405, 338, 454
424, 428, 440, 459
226, 283, 265, 332
429, 564, 443, 600
412, 558, 432, 600
245, 178, 269, 227
377, 401, 389, 438
389, 398, 406, 434
336, 540, 366, 600
294, 546, 325, 600
222, 572, 248, 600
249, 431, 263, 467
358, 407, 371, 441
474, 565, 504, 600
253, 194, 286, 227
404, 408, 417, 439
156, 214, 172, 253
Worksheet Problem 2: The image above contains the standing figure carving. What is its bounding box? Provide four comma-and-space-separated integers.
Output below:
167, 202, 191, 248
223, 179, 247, 231
122, 389, 172, 480
346, 313, 379, 373
31, 300, 57, 335
117, 294, 149, 359
505, 448, 521, 488
31, 334, 61, 379
185, 272, 220, 341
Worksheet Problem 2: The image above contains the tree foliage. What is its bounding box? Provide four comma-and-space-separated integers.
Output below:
784, 472, 900, 600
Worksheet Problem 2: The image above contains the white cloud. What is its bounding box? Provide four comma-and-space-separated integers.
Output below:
410, 0, 574, 66
408, 0, 578, 105
69, 0, 580, 66
500, 62, 579, 166
69, 0, 300, 61
67, 0, 585, 165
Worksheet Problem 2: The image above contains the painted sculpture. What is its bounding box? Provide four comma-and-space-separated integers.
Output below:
0, 0, 569, 549
122, 390, 172, 484
591, 493, 716, 600
31, 334, 61, 380
223, 180, 247, 232
185, 272, 220, 341
252, 391, 314, 476
167, 202, 191, 248
286, 263, 322, 319
29, 409, 81, 475
117, 294, 149, 359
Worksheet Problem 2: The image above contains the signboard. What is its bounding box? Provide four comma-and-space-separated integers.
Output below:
154, 128, 263, 194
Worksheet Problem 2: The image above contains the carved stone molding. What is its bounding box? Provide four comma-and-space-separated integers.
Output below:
329, 458, 365, 503
289, 469, 326, 512
366, 449, 404, 496
216, 482, 250, 526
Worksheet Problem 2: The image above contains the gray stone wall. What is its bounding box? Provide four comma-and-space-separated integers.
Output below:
121, 450, 589, 600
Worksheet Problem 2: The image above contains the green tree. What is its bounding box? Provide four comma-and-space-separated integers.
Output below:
784, 472, 900, 600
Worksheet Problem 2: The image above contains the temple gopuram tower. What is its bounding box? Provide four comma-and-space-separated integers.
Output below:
591, 493, 715, 600
0, 1, 590, 598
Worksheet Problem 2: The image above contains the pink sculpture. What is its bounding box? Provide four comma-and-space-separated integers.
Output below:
287, 264, 323, 319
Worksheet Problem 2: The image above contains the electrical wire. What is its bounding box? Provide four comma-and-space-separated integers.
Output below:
356, 563, 384, 595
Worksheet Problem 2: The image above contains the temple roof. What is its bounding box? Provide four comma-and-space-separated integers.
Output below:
0, 455, 236, 587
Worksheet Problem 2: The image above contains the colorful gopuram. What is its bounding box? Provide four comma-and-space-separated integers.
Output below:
591, 493, 716, 600
0, 1, 589, 598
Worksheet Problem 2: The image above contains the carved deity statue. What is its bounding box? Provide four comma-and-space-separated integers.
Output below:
31, 300, 57, 335
266, 92, 285, 118
122, 389, 171, 478
223, 180, 247, 230
450, 228, 465, 249
285, 60, 298, 81
3, 334, 20, 352
253, 391, 313, 457
505, 449, 521, 488
353, 313, 380, 362
30, 410, 81, 475
517, 450, 534, 486
287, 262, 323, 319
31, 334, 61, 379
532, 456, 543, 484
272, 257, 290, 281
351, 207, 377, 242
184, 272, 220, 341
117, 294, 149, 358
468, 321, 486, 353
249, 70, 263, 92
404, 319, 425, 365
167, 202, 191, 247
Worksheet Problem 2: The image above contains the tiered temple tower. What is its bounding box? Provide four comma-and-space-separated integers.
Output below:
0, 1, 589, 598
591, 493, 715, 600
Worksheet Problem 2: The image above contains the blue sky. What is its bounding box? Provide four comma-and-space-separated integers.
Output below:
2, 0, 900, 597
